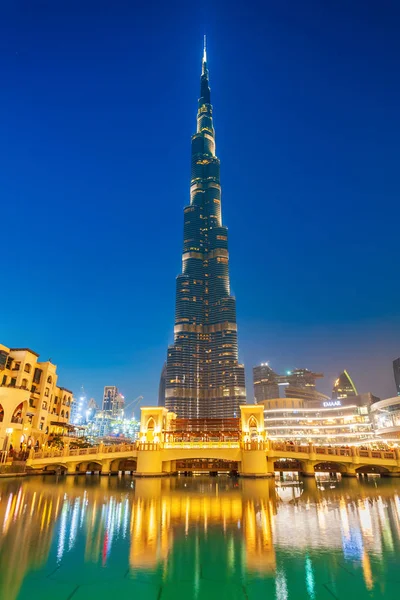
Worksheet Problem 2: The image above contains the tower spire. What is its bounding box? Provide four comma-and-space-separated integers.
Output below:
203, 34, 207, 64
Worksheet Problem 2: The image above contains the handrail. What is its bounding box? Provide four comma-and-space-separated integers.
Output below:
28, 440, 398, 462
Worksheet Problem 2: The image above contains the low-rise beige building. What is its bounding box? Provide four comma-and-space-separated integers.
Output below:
0, 343, 74, 453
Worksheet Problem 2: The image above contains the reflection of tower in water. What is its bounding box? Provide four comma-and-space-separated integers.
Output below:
127, 478, 276, 576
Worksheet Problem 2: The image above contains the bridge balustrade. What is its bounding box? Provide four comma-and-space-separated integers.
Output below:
164, 441, 239, 449
241, 441, 267, 451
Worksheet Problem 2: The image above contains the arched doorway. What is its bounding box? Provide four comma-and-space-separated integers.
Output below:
146, 417, 155, 442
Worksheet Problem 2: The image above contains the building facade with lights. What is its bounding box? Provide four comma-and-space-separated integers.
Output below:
370, 396, 400, 441
165, 40, 246, 419
261, 393, 379, 445
0, 343, 73, 453
332, 370, 358, 399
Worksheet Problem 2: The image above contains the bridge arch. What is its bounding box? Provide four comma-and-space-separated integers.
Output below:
110, 457, 137, 473
174, 457, 239, 474
42, 463, 68, 474
274, 458, 304, 472
76, 461, 103, 473
356, 465, 390, 475
314, 462, 347, 473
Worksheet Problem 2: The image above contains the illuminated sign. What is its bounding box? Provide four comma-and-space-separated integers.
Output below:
323, 401, 341, 407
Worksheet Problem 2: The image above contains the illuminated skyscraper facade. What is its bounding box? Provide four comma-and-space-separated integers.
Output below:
166, 40, 246, 419
332, 370, 357, 399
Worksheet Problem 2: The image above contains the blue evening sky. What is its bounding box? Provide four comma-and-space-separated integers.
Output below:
1, 0, 399, 412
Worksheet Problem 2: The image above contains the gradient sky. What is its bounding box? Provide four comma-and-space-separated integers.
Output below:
1, 0, 399, 415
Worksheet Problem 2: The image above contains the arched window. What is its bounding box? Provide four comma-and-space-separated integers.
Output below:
44, 387, 49, 397
63, 396, 66, 405
0, 404, 4, 422
61, 410, 65, 418
248, 415, 258, 440
24, 363, 32, 373
47, 376, 52, 384
248, 416, 257, 428
45, 426, 49, 434
12, 403, 23, 423
21, 378, 28, 389
66, 411, 69, 419
147, 417, 155, 430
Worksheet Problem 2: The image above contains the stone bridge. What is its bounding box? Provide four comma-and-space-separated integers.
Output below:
24, 405, 400, 477
26, 439, 400, 478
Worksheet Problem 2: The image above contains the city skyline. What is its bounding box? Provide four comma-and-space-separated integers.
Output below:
1, 1, 400, 406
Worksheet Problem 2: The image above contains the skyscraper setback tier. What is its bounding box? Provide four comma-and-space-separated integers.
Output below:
165, 41, 246, 419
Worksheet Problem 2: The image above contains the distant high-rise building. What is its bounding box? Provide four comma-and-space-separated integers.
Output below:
332, 370, 357, 399
86, 398, 98, 422
253, 364, 279, 403
71, 385, 87, 425
393, 358, 400, 396
253, 364, 327, 403
103, 386, 118, 412
165, 39, 246, 419
112, 393, 125, 419
285, 368, 328, 403
158, 362, 167, 407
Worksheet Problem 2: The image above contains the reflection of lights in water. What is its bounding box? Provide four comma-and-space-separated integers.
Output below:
275, 569, 288, 600
362, 551, 373, 590
14, 488, 22, 521
275, 485, 302, 503
30, 491, 37, 517
305, 556, 315, 600
357, 500, 373, 540
123, 498, 129, 538
343, 527, 363, 561
376, 497, 394, 551
227, 536, 234, 571
316, 500, 327, 531
69, 498, 80, 551
57, 498, 69, 563
3, 493, 13, 533
80, 492, 87, 528
194, 535, 200, 599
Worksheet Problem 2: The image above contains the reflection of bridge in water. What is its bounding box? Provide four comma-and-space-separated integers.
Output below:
27, 406, 400, 478
1, 475, 400, 600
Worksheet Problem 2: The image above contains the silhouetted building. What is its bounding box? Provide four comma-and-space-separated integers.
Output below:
253, 364, 279, 403
284, 368, 328, 402
332, 370, 357, 399
393, 358, 400, 396
165, 39, 246, 419
253, 364, 327, 403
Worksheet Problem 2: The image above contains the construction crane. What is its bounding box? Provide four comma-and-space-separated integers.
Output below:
123, 396, 143, 420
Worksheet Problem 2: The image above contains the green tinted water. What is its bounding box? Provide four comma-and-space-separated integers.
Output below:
0, 475, 399, 599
